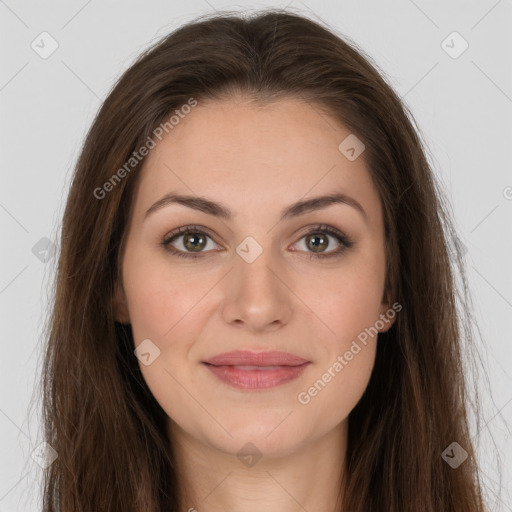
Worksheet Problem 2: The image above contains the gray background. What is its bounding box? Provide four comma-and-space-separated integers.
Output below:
1, 0, 511, 510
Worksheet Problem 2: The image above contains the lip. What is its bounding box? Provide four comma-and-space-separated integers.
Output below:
202, 350, 311, 390
203, 350, 309, 367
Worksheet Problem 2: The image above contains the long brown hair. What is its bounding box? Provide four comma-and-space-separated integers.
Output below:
36, 8, 491, 511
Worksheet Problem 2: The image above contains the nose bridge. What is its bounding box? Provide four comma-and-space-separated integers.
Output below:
233, 235, 283, 300
221, 235, 292, 330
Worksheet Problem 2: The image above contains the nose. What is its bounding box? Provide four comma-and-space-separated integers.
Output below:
221, 246, 293, 333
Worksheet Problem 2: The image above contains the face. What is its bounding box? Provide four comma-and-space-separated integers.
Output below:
114, 96, 395, 458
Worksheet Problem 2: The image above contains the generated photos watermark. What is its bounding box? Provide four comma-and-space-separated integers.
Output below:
297, 302, 402, 405
93, 97, 198, 200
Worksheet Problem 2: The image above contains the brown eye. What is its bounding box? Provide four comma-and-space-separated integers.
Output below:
162, 224, 353, 260
304, 233, 329, 253
182, 232, 207, 252
162, 226, 218, 259
292, 225, 353, 259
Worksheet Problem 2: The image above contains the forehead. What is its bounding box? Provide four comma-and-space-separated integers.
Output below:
130, 97, 381, 226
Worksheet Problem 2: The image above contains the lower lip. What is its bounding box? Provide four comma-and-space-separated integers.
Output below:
203, 363, 310, 390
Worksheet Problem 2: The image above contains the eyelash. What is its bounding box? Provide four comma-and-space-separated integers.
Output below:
161, 224, 354, 261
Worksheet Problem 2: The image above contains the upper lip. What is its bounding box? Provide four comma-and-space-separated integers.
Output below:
203, 350, 309, 367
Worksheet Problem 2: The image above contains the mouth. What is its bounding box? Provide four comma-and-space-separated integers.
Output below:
202, 350, 311, 390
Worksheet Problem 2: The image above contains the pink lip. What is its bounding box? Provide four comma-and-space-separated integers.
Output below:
203, 350, 309, 366
202, 350, 310, 390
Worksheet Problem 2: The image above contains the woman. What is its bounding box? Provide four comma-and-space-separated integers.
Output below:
38, 8, 489, 511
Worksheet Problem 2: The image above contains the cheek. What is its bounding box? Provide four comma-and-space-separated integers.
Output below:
303, 255, 386, 344
296, 341, 376, 437
122, 251, 214, 398
122, 251, 204, 342
122, 255, 206, 422
295, 253, 383, 413
297, 264, 382, 421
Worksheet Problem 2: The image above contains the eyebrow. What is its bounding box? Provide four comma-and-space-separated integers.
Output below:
144, 191, 368, 223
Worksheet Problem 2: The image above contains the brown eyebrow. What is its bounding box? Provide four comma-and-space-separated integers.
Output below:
144, 192, 368, 223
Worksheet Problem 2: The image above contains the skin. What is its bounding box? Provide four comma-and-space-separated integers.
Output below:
114, 95, 395, 512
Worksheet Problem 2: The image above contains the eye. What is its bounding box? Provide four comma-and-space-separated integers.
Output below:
291, 225, 354, 259
161, 225, 219, 259
161, 224, 354, 260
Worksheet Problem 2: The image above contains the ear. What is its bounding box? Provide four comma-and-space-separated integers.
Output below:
376, 296, 399, 334
113, 280, 130, 324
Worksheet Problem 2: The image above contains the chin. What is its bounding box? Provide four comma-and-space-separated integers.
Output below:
206, 415, 305, 455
